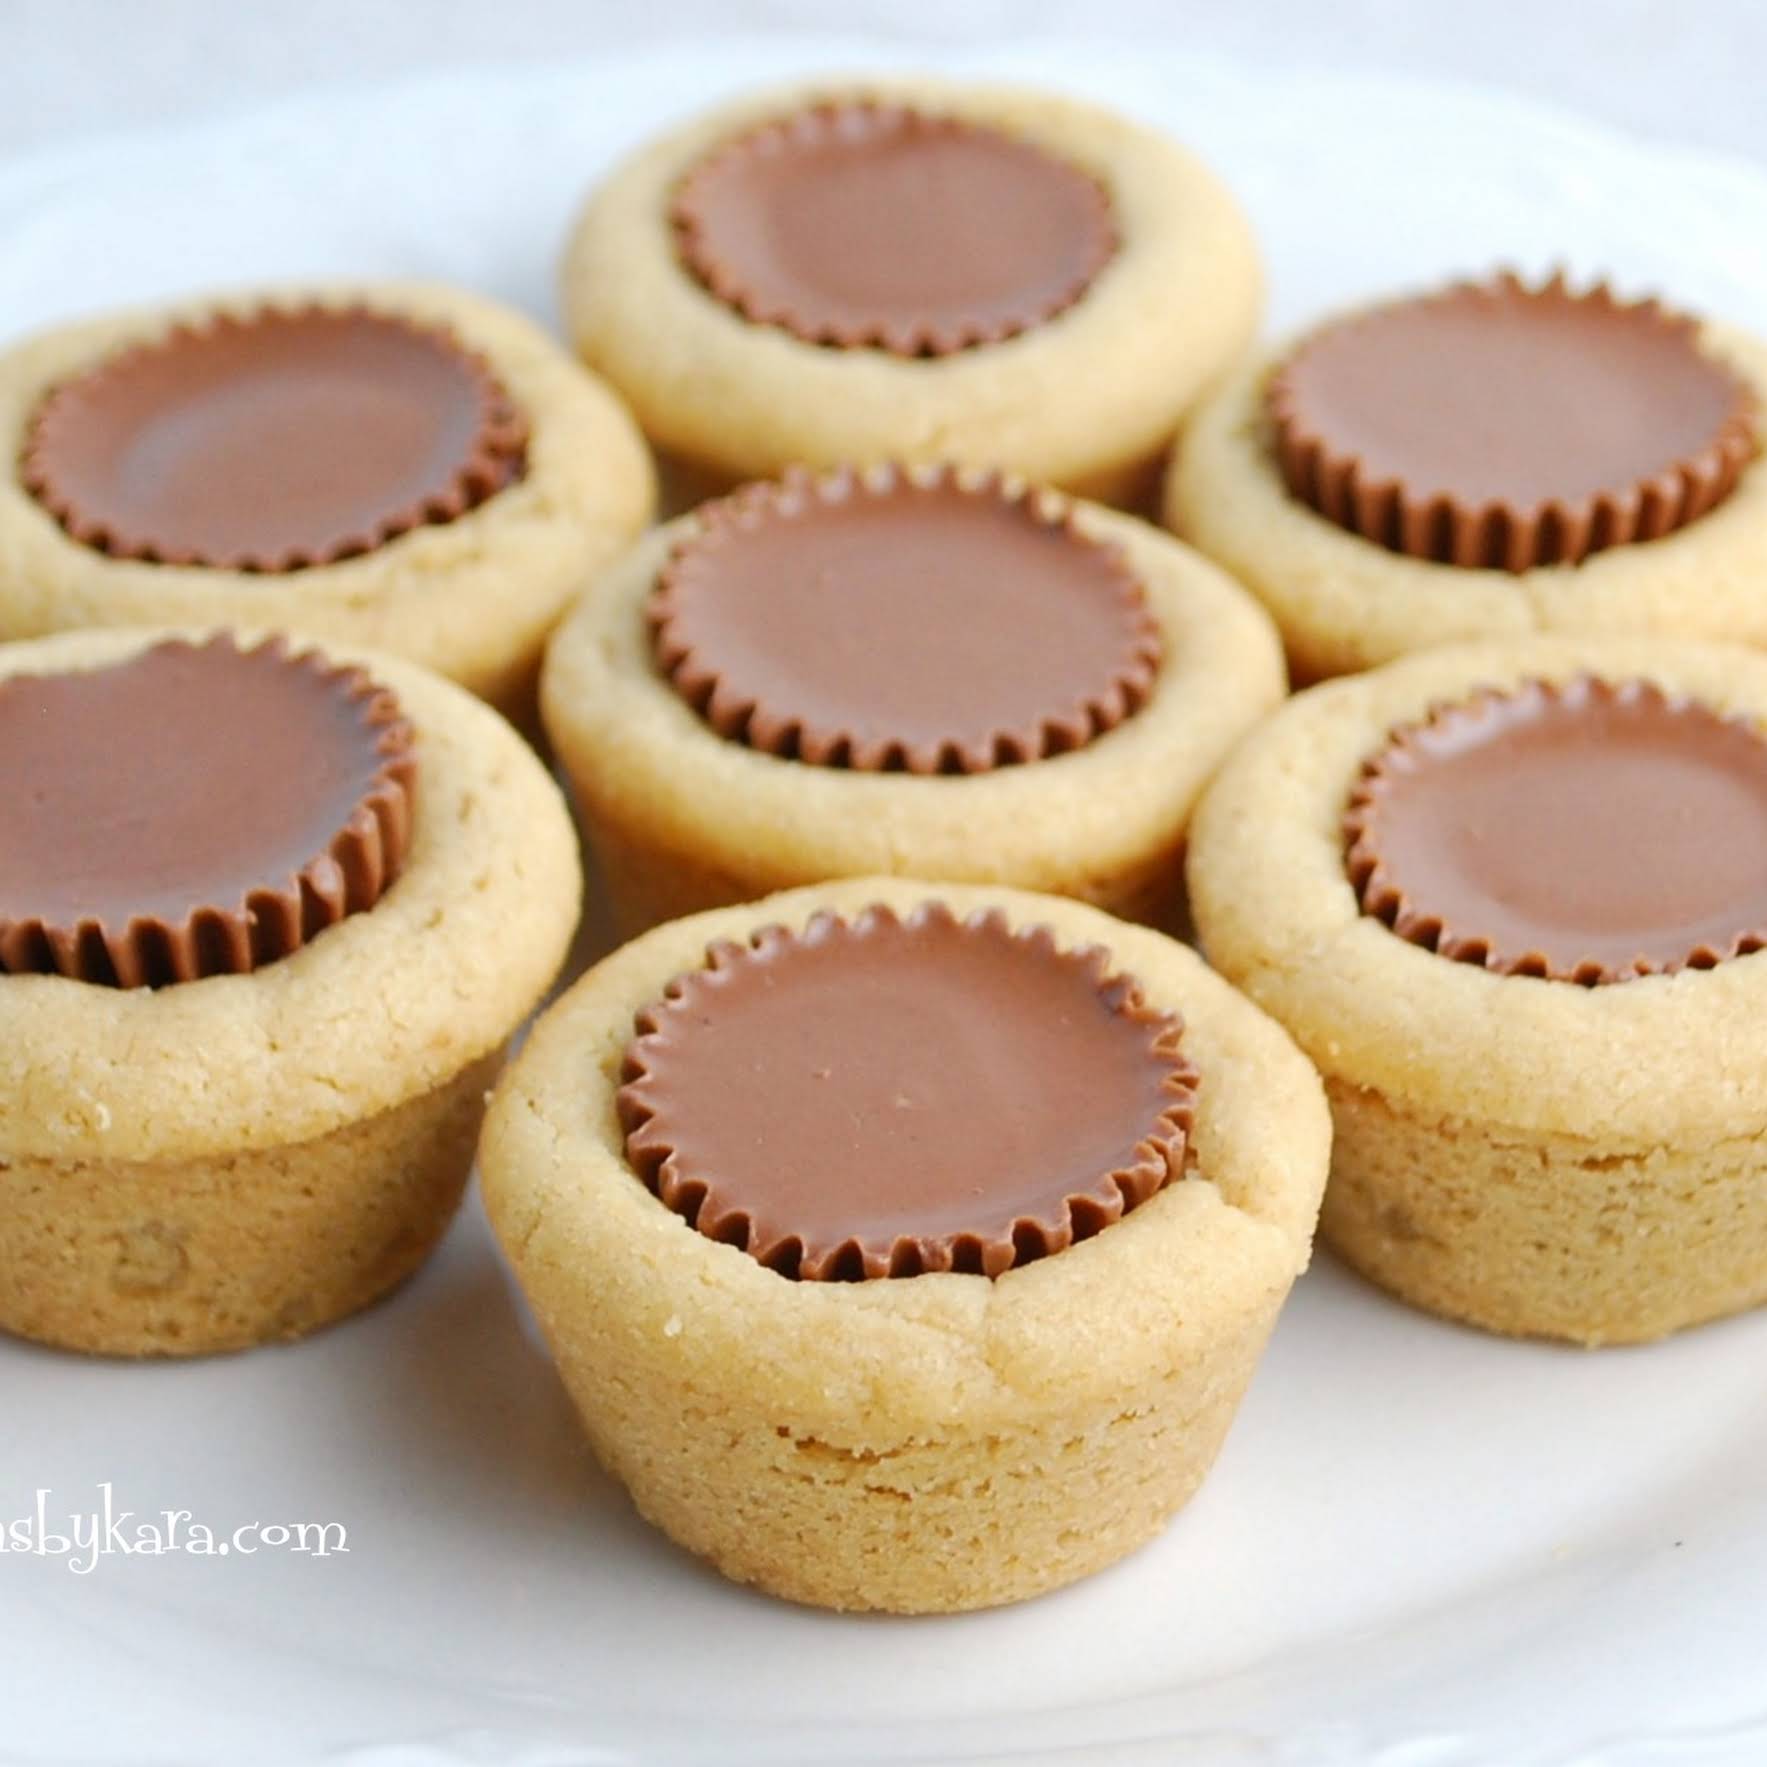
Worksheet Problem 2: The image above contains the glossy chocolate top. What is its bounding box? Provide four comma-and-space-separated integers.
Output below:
672, 100, 1116, 355
618, 903, 1197, 1278
23, 306, 527, 571
0, 635, 415, 987
1346, 676, 1767, 982
1270, 274, 1756, 570
651, 468, 1160, 773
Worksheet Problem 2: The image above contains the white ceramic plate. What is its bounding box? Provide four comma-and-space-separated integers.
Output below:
3, 38, 1767, 1767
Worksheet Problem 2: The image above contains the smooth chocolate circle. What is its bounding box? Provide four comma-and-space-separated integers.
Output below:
672, 102, 1117, 354
23, 308, 526, 571
1347, 677, 1767, 981
1270, 277, 1756, 568
652, 471, 1160, 773
618, 905, 1194, 1279
0, 636, 414, 986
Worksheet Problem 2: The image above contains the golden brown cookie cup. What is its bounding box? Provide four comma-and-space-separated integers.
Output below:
563, 78, 1261, 508
1166, 317, 1767, 682
541, 484, 1285, 939
0, 283, 656, 728
480, 878, 1328, 1614
0, 628, 581, 1357
1187, 635, 1767, 1345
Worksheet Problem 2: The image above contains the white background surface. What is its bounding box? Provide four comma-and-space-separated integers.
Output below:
5, 17, 1767, 1767
8, 0, 1767, 167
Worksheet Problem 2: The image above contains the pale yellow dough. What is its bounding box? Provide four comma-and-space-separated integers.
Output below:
0, 283, 657, 721
1166, 319, 1767, 681
480, 877, 1328, 1613
563, 78, 1262, 506
1186, 635, 1767, 1345
0, 627, 582, 1356
541, 481, 1286, 939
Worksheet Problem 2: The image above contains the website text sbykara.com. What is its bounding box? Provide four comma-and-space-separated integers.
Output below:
2, 1485, 348, 1574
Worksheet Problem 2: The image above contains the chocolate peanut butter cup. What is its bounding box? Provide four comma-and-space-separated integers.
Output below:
671, 100, 1117, 355
651, 467, 1161, 773
0, 634, 416, 987
1269, 273, 1758, 571
1346, 675, 1767, 983
486, 879, 1327, 1609
617, 902, 1197, 1279
22, 306, 528, 572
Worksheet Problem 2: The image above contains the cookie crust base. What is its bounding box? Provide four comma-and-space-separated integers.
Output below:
0, 627, 581, 1356
0, 283, 656, 721
1187, 635, 1767, 1345
480, 877, 1328, 1613
541, 491, 1284, 940
1166, 321, 1767, 682
0, 1054, 498, 1358
563, 77, 1261, 505
1322, 1080, 1767, 1347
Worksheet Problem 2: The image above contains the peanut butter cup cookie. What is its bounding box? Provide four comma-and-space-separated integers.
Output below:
541, 465, 1284, 936
1167, 273, 1767, 679
0, 627, 579, 1357
0, 284, 655, 721
481, 878, 1328, 1613
1187, 634, 1767, 1345
564, 79, 1261, 506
